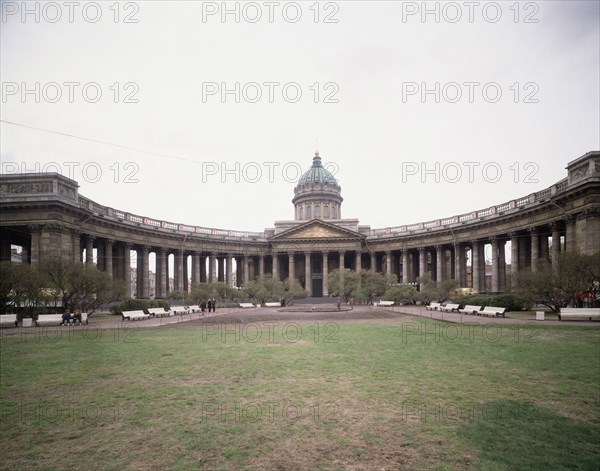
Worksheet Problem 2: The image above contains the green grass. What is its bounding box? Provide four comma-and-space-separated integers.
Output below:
1, 318, 599, 470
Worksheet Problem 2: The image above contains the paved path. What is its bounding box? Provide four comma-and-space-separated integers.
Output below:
2, 305, 598, 338
386, 305, 600, 326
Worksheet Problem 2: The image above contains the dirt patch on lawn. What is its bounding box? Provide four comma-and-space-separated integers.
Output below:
180, 307, 412, 327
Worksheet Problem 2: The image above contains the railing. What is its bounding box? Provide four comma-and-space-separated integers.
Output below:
1, 165, 575, 241
367, 177, 572, 238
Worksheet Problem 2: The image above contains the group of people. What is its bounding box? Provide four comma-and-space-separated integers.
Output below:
199, 298, 217, 315
60, 310, 83, 326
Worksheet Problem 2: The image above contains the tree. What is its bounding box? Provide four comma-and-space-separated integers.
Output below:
327, 268, 359, 301
383, 285, 418, 305
515, 252, 600, 312
243, 276, 307, 305
37, 258, 125, 314
416, 274, 459, 304
0, 262, 48, 315
357, 269, 393, 304
186, 282, 239, 305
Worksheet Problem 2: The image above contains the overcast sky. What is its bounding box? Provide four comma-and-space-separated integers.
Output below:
1, 0, 599, 233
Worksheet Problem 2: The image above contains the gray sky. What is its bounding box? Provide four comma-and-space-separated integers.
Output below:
1, 0, 599, 233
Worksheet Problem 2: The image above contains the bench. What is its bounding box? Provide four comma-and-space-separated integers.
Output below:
36, 314, 64, 326
0, 314, 18, 328
441, 303, 460, 313
147, 307, 170, 318
558, 308, 600, 321
239, 303, 255, 309
459, 305, 483, 315
426, 302, 442, 311
478, 306, 506, 318
121, 310, 150, 321
187, 305, 201, 313
265, 302, 281, 308
375, 301, 395, 307
169, 307, 189, 316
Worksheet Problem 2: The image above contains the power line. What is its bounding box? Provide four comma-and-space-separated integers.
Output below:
0, 119, 202, 165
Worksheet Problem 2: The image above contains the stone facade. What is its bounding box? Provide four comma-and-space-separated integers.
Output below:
1, 151, 599, 296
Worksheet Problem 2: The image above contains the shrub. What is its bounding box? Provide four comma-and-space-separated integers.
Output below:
451, 294, 530, 312
109, 299, 170, 315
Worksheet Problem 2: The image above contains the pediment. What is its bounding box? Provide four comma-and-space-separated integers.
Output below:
269, 220, 365, 241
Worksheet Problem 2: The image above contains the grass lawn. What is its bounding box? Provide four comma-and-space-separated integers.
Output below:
1, 313, 599, 470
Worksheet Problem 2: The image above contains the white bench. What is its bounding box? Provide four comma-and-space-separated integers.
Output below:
478, 306, 506, 318
36, 314, 64, 326
459, 305, 483, 315
376, 301, 395, 307
426, 302, 442, 311
558, 308, 600, 321
239, 303, 255, 309
169, 307, 189, 316
122, 310, 150, 321
187, 305, 201, 313
0, 314, 18, 328
441, 303, 460, 312
265, 302, 281, 308
147, 307, 170, 318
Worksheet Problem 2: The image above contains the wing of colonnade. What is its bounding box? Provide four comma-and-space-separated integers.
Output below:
0, 151, 598, 296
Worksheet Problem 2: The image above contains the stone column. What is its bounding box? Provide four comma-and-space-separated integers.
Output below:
529, 228, 539, 272
200, 255, 207, 283
135, 249, 143, 298
498, 239, 506, 292
454, 244, 462, 284
142, 246, 150, 298
540, 231, 549, 263
183, 254, 189, 293
565, 214, 577, 252
436, 245, 443, 283
160, 248, 168, 298
305, 252, 312, 296
86, 235, 95, 265
241, 256, 248, 285
226, 254, 233, 286
509, 233, 519, 288
418, 247, 426, 288
105, 239, 114, 278
71, 231, 81, 262
123, 243, 132, 297
174, 250, 182, 292
259, 255, 265, 279
491, 238, 499, 293
322, 251, 329, 296
339, 250, 346, 287
272, 253, 279, 281
191, 252, 199, 286
288, 252, 295, 281
370, 252, 376, 272
551, 223, 561, 270
471, 241, 480, 291
217, 257, 224, 283
209, 254, 217, 283
385, 251, 392, 279
355, 250, 362, 273
402, 251, 409, 283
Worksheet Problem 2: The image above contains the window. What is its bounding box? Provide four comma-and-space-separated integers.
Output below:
324, 206, 329, 218
306, 206, 312, 219
315, 206, 321, 218
332, 206, 337, 218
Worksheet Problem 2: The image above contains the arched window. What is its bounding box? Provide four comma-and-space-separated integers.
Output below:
306, 206, 312, 219
315, 206, 321, 218
332, 206, 337, 218
324, 206, 329, 218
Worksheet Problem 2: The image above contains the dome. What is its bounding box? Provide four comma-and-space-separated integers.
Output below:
292, 152, 343, 221
297, 152, 338, 187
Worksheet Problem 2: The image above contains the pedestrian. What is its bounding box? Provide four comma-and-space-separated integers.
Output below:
211, 298, 216, 313
207, 299, 212, 313
200, 299, 206, 316
336, 296, 341, 311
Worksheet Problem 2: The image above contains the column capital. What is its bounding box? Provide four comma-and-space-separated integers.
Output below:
527, 227, 538, 234
106, 238, 115, 246
418, 246, 426, 252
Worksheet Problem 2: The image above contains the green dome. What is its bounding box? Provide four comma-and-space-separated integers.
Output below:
297, 153, 338, 187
